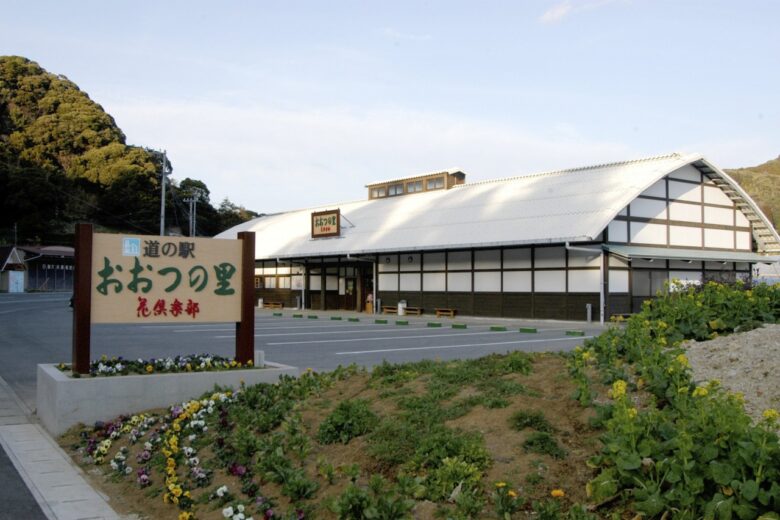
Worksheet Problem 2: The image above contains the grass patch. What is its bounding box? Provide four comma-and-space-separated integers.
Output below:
522, 432, 566, 459
509, 410, 555, 433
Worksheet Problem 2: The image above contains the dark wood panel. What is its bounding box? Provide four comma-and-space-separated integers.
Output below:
608, 295, 631, 317
502, 293, 533, 318
473, 293, 502, 316
377, 291, 399, 308
398, 291, 423, 308
421, 292, 448, 311
533, 294, 566, 320
566, 293, 599, 321
447, 292, 474, 315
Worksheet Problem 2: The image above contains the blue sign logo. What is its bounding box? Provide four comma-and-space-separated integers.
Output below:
122, 238, 141, 257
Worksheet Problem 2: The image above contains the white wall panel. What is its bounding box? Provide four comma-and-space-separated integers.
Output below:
399, 254, 420, 272
668, 166, 701, 183
423, 253, 445, 270
608, 270, 629, 293
309, 276, 321, 290
704, 206, 734, 226
630, 198, 667, 219
534, 271, 566, 292
735, 210, 750, 227
641, 179, 666, 198
736, 231, 751, 250
669, 225, 702, 247
534, 247, 565, 268
378, 273, 398, 291
703, 185, 733, 206
447, 272, 471, 291
378, 255, 397, 272
503, 271, 531, 292
291, 276, 304, 290
669, 201, 702, 223
608, 220, 628, 242
339, 277, 346, 295
474, 272, 501, 292
277, 266, 291, 275
326, 275, 338, 290
609, 255, 629, 267
669, 180, 701, 202
447, 251, 471, 270
568, 270, 600, 292
474, 250, 500, 269
630, 222, 667, 245
422, 273, 446, 291
568, 249, 601, 267
400, 273, 421, 291
503, 248, 531, 268
704, 228, 734, 249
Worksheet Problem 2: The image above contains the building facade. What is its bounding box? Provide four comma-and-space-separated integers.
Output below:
217, 153, 780, 322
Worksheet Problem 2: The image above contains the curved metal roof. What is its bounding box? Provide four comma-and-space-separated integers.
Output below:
216, 153, 780, 258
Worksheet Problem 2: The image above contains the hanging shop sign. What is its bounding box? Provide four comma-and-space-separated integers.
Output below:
311, 209, 341, 238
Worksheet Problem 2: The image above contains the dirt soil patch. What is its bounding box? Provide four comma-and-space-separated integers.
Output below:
684, 323, 780, 426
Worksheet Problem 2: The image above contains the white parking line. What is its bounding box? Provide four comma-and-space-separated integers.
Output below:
212, 327, 433, 339
176, 323, 403, 333
264, 330, 516, 345
335, 336, 594, 355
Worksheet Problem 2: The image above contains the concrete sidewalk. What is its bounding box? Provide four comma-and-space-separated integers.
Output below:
0, 376, 119, 520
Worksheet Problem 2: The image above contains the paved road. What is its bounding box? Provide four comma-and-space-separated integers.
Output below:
0, 293, 605, 410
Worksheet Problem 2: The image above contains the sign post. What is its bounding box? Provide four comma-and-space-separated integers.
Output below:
71, 225, 254, 373
235, 231, 255, 363
72, 223, 93, 374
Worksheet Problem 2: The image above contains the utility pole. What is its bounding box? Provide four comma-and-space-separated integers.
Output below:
183, 196, 197, 237
159, 150, 168, 236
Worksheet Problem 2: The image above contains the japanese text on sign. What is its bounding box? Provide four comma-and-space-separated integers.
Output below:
311, 209, 340, 238
91, 234, 243, 324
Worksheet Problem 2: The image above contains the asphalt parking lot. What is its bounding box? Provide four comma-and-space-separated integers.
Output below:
0, 294, 605, 410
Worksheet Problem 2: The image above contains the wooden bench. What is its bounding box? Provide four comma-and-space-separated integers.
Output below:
404, 306, 423, 316
382, 306, 398, 314
264, 301, 283, 309
435, 308, 456, 318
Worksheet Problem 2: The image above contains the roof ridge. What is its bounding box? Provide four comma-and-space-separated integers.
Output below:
456, 152, 685, 188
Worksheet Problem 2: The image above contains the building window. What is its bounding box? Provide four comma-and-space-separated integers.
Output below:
388, 183, 404, 196
278, 276, 291, 289
264, 276, 277, 289
426, 177, 444, 190
371, 187, 386, 198
407, 180, 423, 193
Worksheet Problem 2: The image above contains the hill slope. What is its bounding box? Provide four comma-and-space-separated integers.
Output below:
726, 156, 780, 230
0, 56, 256, 244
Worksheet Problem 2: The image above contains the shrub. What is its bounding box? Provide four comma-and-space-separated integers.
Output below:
522, 432, 566, 459
509, 410, 555, 433
318, 399, 379, 445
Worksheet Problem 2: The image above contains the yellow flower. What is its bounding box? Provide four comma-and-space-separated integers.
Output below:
166, 458, 176, 468
627, 408, 638, 419
721, 486, 734, 496
610, 380, 627, 399
185, 363, 192, 371
247, 360, 253, 366
145, 365, 154, 373
495, 482, 507, 488
675, 354, 689, 368
230, 360, 237, 367
763, 409, 779, 422
551, 488, 565, 498
692, 387, 708, 398
507, 490, 518, 498
179, 512, 193, 520
172, 487, 182, 497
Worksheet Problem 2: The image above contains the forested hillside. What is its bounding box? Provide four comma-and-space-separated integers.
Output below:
0, 56, 257, 245
726, 156, 780, 230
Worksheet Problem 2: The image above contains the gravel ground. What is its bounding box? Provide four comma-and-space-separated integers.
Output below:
684, 324, 780, 426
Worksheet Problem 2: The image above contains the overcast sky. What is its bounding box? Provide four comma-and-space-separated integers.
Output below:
2, 0, 778, 214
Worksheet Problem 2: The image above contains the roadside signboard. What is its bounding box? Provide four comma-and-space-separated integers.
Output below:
72, 224, 255, 373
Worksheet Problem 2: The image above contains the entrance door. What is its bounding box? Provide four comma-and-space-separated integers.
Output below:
344, 277, 357, 311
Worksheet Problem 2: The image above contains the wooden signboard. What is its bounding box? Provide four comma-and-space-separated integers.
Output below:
72, 224, 255, 373
311, 209, 340, 238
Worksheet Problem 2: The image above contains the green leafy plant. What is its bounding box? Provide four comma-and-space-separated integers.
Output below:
318, 399, 379, 445
522, 432, 566, 459
509, 410, 555, 433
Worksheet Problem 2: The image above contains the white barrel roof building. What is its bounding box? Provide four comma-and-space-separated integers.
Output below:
218, 152, 780, 322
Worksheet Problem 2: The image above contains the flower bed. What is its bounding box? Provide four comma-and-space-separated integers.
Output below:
57, 353, 255, 377
569, 281, 780, 518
